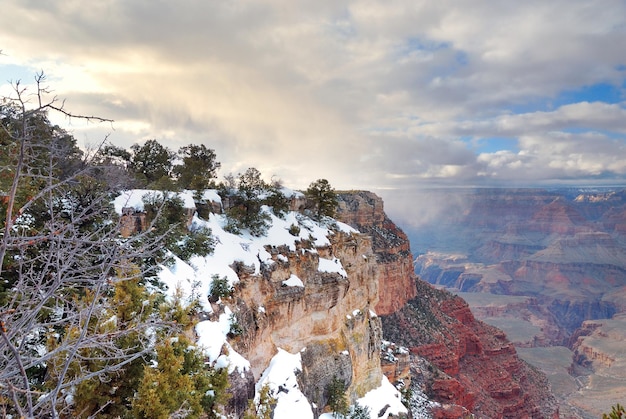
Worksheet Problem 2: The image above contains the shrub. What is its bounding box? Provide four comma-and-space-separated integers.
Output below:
208, 275, 232, 303
349, 402, 370, 419
327, 376, 349, 418
604, 404, 626, 419
288, 223, 301, 236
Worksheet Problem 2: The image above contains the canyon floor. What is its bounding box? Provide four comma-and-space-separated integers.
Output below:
396, 187, 626, 418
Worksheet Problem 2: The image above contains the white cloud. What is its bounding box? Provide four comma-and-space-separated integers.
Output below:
1, 0, 626, 195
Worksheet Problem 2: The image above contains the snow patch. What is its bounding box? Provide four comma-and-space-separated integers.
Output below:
257, 349, 313, 419
318, 257, 347, 277
282, 274, 304, 287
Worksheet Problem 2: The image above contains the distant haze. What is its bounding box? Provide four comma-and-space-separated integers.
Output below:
2, 1, 626, 215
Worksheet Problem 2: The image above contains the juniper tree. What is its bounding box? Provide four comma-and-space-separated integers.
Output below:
174, 143, 220, 191
0, 74, 175, 418
130, 139, 175, 188
305, 178, 338, 219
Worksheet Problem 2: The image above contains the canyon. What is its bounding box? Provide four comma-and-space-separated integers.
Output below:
405, 187, 626, 417
336, 191, 558, 418
137, 188, 559, 418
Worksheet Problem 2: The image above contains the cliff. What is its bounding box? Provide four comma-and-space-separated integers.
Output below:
381, 280, 560, 419
335, 191, 417, 315
118, 189, 558, 418
227, 228, 384, 413
334, 191, 558, 418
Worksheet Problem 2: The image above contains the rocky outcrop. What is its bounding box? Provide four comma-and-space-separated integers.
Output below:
335, 191, 417, 316
227, 228, 383, 407
381, 280, 560, 418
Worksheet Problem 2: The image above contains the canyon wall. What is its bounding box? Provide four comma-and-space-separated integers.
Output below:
335, 191, 417, 315
336, 191, 559, 418
381, 280, 560, 418
227, 228, 383, 414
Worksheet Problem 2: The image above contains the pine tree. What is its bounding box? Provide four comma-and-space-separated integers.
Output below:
326, 376, 349, 418
305, 178, 338, 219
130, 139, 174, 188
174, 144, 221, 191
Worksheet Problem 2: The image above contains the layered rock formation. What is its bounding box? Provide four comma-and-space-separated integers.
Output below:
335, 191, 417, 315
227, 227, 383, 413
334, 191, 559, 418
381, 280, 559, 418
408, 187, 626, 416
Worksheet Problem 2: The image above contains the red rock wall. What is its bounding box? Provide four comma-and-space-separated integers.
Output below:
381, 280, 560, 418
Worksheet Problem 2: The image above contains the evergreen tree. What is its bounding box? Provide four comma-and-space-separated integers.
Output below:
130, 139, 174, 188
349, 402, 370, 419
0, 75, 169, 418
174, 144, 221, 191
326, 376, 349, 418
220, 168, 272, 237
305, 178, 338, 219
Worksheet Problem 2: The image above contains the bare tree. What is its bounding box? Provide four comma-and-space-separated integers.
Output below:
0, 75, 173, 418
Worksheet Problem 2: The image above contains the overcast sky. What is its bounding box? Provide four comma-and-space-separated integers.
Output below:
2, 1, 626, 204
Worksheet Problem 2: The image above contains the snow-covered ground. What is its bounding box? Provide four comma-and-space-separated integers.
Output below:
113, 189, 417, 418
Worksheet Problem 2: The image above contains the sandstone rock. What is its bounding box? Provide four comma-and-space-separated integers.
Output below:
336, 191, 417, 315
381, 280, 560, 418
228, 228, 383, 405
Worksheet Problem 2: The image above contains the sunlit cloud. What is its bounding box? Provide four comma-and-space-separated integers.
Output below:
1, 0, 625, 202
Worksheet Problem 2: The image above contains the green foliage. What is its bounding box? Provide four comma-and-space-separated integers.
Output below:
244, 384, 276, 419
220, 168, 273, 237
326, 376, 349, 418
288, 223, 301, 236
604, 404, 626, 419
264, 187, 290, 218
176, 225, 215, 261
130, 139, 174, 188
131, 336, 228, 419
349, 402, 370, 419
174, 144, 220, 191
208, 275, 232, 303
228, 313, 244, 338
305, 178, 338, 219
142, 193, 214, 265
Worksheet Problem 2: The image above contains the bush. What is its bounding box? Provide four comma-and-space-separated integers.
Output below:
175, 225, 215, 261
208, 275, 232, 303
327, 376, 349, 418
288, 224, 301, 236
604, 404, 626, 419
220, 168, 272, 237
350, 402, 370, 419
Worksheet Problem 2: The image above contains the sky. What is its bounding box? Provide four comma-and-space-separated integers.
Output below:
1, 1, 626, 216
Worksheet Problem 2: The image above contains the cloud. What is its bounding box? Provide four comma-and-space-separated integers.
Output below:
1, 0, 626, 196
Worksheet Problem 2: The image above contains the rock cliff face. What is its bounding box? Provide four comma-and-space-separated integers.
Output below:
333, 191, 558, 418
381, 280, 560, 418
407, 187, 626, 416
335, 191, 417, 316
227, 228, 383, 412
179, 189, 559, 418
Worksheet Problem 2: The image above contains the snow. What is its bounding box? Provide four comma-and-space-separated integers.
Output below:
319, 376, 408, 419
357, 376, 407, 418
200, 189, 221, 203
113, 189, 197, 214
318, 257, 348, 277
257, 349, 313, 419
282, 274, 304, 287
195, 308, 232, 362
113, 189, 410, 414
137, 190, 349, 381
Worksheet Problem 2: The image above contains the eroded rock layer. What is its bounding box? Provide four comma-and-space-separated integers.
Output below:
381, 280, 560, 419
